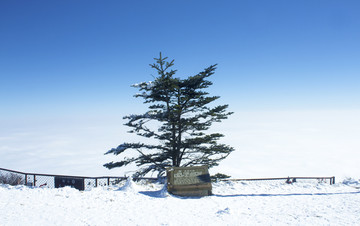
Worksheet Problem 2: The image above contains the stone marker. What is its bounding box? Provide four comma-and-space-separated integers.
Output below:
166, 166, 212, 196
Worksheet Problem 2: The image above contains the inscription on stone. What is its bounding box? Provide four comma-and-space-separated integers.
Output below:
173, 169, 203, 185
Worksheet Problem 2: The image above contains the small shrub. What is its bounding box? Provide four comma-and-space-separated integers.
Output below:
0, 172, 25, 186
210, 173, 231, 182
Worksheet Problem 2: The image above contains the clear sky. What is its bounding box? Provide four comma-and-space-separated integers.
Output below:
1, 1, 359, 177
2, 0, 360, 118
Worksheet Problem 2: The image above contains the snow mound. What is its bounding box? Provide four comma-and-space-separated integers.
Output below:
343, 178, 360, 187
138, 182, 169, 198
117, 177, 140, 192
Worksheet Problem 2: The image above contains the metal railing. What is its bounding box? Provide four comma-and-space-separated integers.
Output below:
0, 167, 336, 190
224, 176, 336, 185
0, 167, 158, 190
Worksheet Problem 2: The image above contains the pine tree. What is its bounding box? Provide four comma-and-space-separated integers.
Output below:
104, 53, 234, 177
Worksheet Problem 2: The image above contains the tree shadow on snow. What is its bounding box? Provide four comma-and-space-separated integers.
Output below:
213, 191, 360, 198
139, 189, 205, 199
138, 190, 168, 198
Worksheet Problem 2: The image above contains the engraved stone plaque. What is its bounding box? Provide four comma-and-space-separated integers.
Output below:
166, 166, 212, 196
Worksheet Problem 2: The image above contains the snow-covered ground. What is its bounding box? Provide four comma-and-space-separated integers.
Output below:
1, 178, 359, 225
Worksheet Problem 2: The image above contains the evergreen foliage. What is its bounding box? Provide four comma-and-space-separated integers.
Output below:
104, 53, 234, 177
210, 173, 232, 182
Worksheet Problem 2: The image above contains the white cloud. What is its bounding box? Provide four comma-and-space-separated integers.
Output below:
0, 110, 359, 180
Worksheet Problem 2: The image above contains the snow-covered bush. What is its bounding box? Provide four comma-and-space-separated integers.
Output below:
0, 172, 24, 186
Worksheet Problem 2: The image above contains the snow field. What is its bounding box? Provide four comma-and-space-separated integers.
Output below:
1, 179, 360, 225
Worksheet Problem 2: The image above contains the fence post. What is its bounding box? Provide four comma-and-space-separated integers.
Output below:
25, 174, 28, 185
34, 175, 36, 186
95, 178, 98, 187
107, 177, 110, 186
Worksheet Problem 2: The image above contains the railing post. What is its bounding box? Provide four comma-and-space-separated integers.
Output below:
25, 174, 28, 185
95, 178, 98, 187
107, 177, 110, 186
34, 175, 36, 186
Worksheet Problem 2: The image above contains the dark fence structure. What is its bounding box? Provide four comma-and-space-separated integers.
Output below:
224, 176, 336, 185
0, 167, 336, 190
0, 167, 158, 190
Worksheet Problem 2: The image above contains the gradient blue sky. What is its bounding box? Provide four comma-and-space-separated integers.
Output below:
1, 1, 360, 177
1, 0, 359, 120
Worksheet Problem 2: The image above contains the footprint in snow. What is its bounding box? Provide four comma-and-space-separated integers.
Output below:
216, 207, 230, 215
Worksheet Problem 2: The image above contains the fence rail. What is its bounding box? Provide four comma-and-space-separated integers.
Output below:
224, 176, 336, 185
0, 167, 336, 190
0, 167, 158, 190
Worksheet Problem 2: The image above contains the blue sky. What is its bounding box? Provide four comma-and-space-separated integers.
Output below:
1, 1, 360, 177
1, 0, 359, 119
